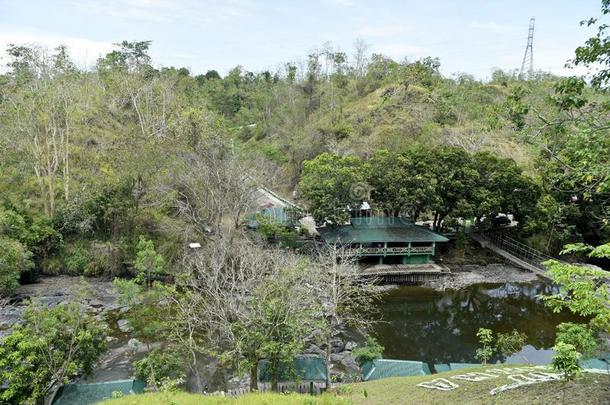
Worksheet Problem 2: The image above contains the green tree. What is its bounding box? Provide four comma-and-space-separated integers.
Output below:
475, 328, 493, 365
232, 262, 319, 391
0, 236, 33, 296
495, 330, 527, 359
134, 236, 165, 288
133, 348, 186, 390
571, 0, 610, 88
298, 153, 366, 223
551, 342, 582, 381
352, 336, 384, 367
0, 299, 106, 404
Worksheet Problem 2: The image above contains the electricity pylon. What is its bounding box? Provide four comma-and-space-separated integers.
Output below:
519, 17, 535, 79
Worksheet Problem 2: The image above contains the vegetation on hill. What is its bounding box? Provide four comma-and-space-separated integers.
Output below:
0, 1, 609, 404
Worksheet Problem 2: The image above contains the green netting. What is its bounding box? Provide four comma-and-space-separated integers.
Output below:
52, 380, 145, 405
433, 363, 452, 373
580, 358, 609, 370
448, 363, 480, 371
361, 359, 426, 381
258, 357, 327, 382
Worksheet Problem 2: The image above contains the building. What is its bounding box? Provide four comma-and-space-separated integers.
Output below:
317, 216, 448, 265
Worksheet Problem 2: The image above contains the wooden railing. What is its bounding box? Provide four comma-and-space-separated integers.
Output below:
343, 245, 433, 256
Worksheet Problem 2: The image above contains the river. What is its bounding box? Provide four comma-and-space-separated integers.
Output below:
372, 280, 584, 367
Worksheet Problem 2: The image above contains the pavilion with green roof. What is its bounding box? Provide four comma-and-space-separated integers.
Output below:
318, 216, 448, 265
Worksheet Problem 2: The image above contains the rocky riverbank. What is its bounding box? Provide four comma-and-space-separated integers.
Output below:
424, 263, 541, 290
0, 276, 363, 389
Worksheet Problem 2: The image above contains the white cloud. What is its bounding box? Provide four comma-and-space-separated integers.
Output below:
358, 25, 408, 38
65, 0, 251, 24
0, 28, 114, 69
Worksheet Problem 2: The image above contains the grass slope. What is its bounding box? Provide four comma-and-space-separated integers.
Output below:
339, 365, 610, 405
102, 365, 609, 404
101, 392, 348, 405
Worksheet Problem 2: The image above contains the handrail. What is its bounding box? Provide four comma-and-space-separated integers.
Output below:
480, 231, 558, 270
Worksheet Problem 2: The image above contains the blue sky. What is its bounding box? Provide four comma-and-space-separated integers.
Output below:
0, 0, 603, 79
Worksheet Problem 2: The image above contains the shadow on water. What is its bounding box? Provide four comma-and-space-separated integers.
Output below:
372, 281, 585, 366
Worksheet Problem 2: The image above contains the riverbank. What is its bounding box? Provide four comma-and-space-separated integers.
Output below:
423, 263, 540, 291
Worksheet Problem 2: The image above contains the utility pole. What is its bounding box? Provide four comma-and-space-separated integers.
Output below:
519, 17, 535, 80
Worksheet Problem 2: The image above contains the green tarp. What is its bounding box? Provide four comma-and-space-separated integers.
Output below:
361, 359, 427, 381
258, 357, 327, 382
52, 380, 145, 405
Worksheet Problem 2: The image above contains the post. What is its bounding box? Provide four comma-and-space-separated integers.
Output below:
432, 242, 436, 256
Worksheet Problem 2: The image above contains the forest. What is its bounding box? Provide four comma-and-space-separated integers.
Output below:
0, 1, 609, 403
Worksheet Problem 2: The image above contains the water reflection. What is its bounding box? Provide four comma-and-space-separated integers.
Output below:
373, 281, 584, 365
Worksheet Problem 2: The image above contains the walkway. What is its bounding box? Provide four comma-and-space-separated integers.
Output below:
470, 232, 556, 279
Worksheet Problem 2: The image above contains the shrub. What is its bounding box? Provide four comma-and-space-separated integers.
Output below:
475, 328, 493, 365
64, 243, 92, 275
495, 329, 527, 358
352, 336, 384, 367
551, 342, 582, 381
555, 323, 598, 359
134, 349, 185, 389
0, 236, 34, 296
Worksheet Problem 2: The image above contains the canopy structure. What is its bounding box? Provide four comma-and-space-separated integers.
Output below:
361, 359, 430, 381
258, 356, 327, 382
318, 216, 448, 265
52, 380, 145, 405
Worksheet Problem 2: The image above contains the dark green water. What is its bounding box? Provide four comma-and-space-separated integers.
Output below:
373, 281, 584, 366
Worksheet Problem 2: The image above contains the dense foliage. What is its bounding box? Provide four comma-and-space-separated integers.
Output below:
299, 148, 540, 230
0, 300, 106, 404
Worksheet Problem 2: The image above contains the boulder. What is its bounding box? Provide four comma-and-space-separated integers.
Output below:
117, 319, 132, 333
127, 338, 146, 352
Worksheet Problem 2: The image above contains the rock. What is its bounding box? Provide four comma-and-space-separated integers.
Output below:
331, 339, 345, 353
304, 345, 324, 355
127, 338, 146, 352
330, 351, 360, 377
117, 319, 132, 333
344, 341, 358, 351
105, 336, 117, 343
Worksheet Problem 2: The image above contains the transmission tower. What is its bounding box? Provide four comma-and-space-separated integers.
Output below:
519, 17, 535, 79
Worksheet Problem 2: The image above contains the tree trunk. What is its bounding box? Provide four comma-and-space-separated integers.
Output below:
271, 375, 278, 392
250, 362, 259, 391
325, 338, 332, 389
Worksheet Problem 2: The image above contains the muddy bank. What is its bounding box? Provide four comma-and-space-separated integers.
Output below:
423, 263, 540, 290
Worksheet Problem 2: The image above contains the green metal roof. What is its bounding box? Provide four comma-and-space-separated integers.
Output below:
318, 217, 449, 244
52, 380, 146, 405
361, 359, 428, 381
259, 356, 327, 382
247, 207, 295, 228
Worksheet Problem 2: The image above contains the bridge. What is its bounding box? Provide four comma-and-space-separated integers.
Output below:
469, 231, 557, 279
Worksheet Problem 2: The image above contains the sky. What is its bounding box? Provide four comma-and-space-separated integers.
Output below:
0, 0, 603, 79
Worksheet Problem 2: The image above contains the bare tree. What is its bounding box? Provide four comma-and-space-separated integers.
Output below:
173, 232, 320, 392
309, 242, 380, 388
163, 139, 260, 235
